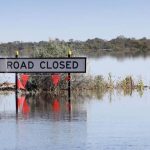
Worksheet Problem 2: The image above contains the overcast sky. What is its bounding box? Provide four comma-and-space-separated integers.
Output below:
0, 0, 150, 42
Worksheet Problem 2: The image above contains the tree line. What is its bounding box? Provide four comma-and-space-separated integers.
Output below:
0, 36, 150, 58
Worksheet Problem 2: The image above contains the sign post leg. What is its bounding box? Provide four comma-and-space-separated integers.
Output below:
68, 72, 71, 102
15, 51, 19, 114
15, 72, 18, 114
68, 50, 71, 102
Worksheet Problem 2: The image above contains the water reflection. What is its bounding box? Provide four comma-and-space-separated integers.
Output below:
0, 92, 15, 113
0, 88, 148, 121
16, 88, 148, 119
11, 93, 86, 122
0, 88, 148, 117
1, 91, 150, 150
0, 93, 87, 150
18, 96, 30, 116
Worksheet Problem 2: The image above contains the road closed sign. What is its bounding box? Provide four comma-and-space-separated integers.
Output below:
0, 57, 86, 73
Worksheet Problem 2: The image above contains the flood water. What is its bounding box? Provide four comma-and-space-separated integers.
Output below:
88, 56, 150, 85
1, 57, 150, 150
0, 90, 150, 150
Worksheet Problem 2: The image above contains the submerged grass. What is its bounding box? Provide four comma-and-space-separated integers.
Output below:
0, 73, 148, 98
23, 73, 149, 99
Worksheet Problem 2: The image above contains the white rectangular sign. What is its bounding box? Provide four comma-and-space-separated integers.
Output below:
0, 57, 86, 73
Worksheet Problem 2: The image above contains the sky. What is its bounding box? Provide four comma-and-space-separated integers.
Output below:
0, 0, 150, 42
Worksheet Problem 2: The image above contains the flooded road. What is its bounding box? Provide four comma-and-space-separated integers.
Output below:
0, 90, 150, 150
1, 56, 150, 149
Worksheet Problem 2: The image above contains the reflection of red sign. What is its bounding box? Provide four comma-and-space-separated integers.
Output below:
17, 79, 25, 90
51, 74, 60, 86
52, 99, 60, 112
20, 74, 29, 87
18, 97, 25, 108
22, 100, 30, 114
18, 97, 30, 114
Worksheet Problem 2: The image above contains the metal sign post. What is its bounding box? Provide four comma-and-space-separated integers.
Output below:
15, 51, 19, 114
68, 50, 71, 102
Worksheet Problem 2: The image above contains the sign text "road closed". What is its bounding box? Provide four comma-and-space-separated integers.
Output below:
0, 58, 86, 73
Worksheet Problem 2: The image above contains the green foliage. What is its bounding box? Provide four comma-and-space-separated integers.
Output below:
33, 42, 68, 57
0, 36, 150, 58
